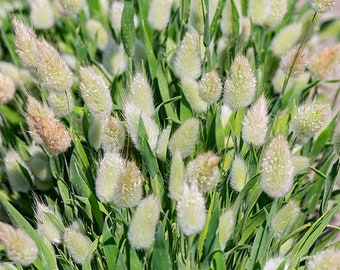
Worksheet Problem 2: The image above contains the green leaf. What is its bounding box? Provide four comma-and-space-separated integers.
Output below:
101, 216, 119, 270
311, 118, 335, 156
121, 0, 136, 57
152, 212, 172, 270
320, 160, 339, 214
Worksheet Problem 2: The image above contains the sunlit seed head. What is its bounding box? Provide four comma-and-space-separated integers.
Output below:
112, 160, 143, 208
271, 23, 303, 57
309, 44, 340, 80
130, 73, 155, 117
57, 0, 85, 15
177, 184, 206, 235
240, 17, 251, 43
101, 116, 126, 152
0, 72, 16, 104
28, 145, 52, 181
168, 118, 200, 158
260, 135, 294, 198
248, 0, 267, 26
309, 0, 335, 13
4, 150, 32, 192
223, 55, 256, 110
47, 91, 74, 118
12, 18, 38, 68
263, 256, 286, 270
218, 209, 235, 250
169, 151, 185, 201
198, 70, 222, 104
64, 228, 92, 265
35, 201, 63, 244
270, 200, 300, 238
174, 26, 201, 80
264, 0, 288, 28
29, 0, 54, 30
36, 39, 74, 93
186, 151, 221, 193
102, 41, 127, 76
242, 95, 269, 147
79, 66, 113, 117
95, 152, 125, 203
280, 47, 307, 77
128, 195, 161, 249
291, 102, 331, 143
0, 222, 38, 266
292, 155, 310, 176
181, 77, 208, 113
307, 249, 340, 270
86, 19, 109, 51
230, 155, 248, 192
156, 125, 171, 162
148, 0, 173, 31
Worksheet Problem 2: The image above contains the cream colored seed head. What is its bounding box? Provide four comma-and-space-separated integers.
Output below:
309, 0, 335, 13
198, 70, 222, 104
30, 0, 54, 29
57, 0, 85, 15
280, 47, 307, 76
0, 72, 16, 104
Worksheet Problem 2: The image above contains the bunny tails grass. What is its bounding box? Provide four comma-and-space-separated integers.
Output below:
260, 135, 294, 198
168, 118, 200, 158
223, 55, 256, 110
128, 195, 161, 250
177, 184, 206, 235
1, 1, 340, 269
0, 222, 38, 266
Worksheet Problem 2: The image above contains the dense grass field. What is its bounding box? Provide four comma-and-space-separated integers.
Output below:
0, 0, 340, 269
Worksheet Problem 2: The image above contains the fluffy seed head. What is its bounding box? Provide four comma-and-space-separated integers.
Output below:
36, 39, 74, 93
0, 72, 16, 104
28, 145, 52, 181
292, 155, 310, 175
79, 66, 113, 117
128, 195, 161, 250
186, 151, 221, 193
0, 61, 33, 87
101, 116, 126, 152
221, 0, 241, 36
198, 70, 222, 103
57, 0, 85, 15
169, 151, 185, 201
4, 150, 32, 192
242, 95, 269, 147
280, 47, 307, 76
260, 135, 294, 198
47, 91, 74, 118
102, 41, 127, 76
123, 99, 159, 151
230, 155, 248, 192
223, 55, 256, 110
220, 104, 233, 129
0, 222, 38, 266
271, 23, 303, 57
12, 18, 38, 68
156, 125, 171, 162
248, 0, 267, 26
307, 249, 340, 270
130, 73, 155, 116
148, 0, 173, 31
264, 0, 288, 27
88, 116, 106, 150
309, 0, 335, 13
177, 184, 206, 235
309, 44, 340, 80
112, 160, 143, 208
291, 102, 331, 143
168, 118, 200, 158
218, 209, 235, 250
35, 202, 63, 244
181, 78, 208, 113
86, 19, 109, 51
174, 26, 201, 80
29, 0, 54, 29
263, 257, 286, 270
271, 200, 300, 238
96, 152, 125, 203
26, 98, 71, 155
64, 228, 92, 265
